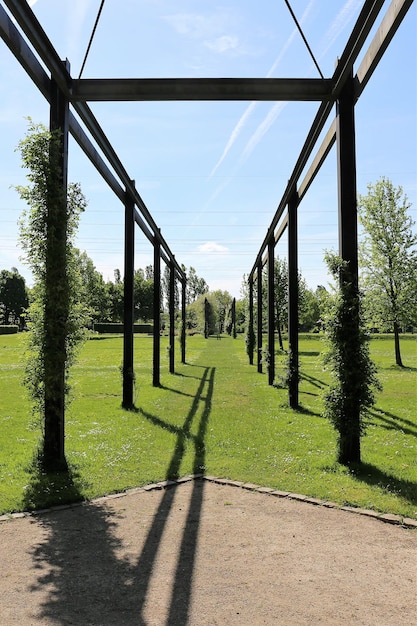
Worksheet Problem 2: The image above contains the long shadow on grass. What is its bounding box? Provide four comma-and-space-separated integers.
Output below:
350, 462, 417, 507
366, 408, 417, 438
24, 365, 214, 625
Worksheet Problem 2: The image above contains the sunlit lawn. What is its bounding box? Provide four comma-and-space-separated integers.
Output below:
0, 331, 416, 518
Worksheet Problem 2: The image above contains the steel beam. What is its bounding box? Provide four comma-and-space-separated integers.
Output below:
42, 61, 70, 469
0, 5, 50, 100
257, 263, 263, 374
248, 280, 254, 365
355, 0, 414, 98
153, 241, 161, 387
337, 70, 358, 282
169, 261, 175, 374
122, 185, 135, 408
250, 0, 386, 279
267, 239, 275, 386
288, 189, 299, 409
3, 0, 185, 283
72, 77, 333, 102
298, 120, 336, 202
181, 278, 186, 364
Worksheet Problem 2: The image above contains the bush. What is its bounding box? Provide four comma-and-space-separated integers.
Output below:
0, 325, 18, 335
93, 322, 154, 334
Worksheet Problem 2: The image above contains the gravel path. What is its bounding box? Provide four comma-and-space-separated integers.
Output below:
1, 478, 416, 625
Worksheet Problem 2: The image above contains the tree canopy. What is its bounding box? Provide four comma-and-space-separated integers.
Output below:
358, 177, 417, 365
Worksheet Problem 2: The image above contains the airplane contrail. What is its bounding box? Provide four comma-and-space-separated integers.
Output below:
209, 0, 316, 179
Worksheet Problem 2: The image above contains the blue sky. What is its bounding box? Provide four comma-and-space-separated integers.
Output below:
0, 0, 416, 299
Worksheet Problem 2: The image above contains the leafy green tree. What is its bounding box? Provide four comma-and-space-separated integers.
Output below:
0, 268, 28, 324
184, 265, 209, 304
298, 285, 321, 332
134, 269, 153, 321
76, 251, 109, 324
358, 177, 417, 366
322, 253, 381, 465
16, 120, 88, 469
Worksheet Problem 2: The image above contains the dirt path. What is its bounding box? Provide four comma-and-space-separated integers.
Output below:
1, 478, 416, 625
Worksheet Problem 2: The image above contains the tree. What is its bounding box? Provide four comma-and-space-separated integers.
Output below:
16, 120, 87, 470
76, 251, 109, 324
134, 269, 153, 321
0, 268, 28, 324
185, 266, 209, 304
322, 253, 381, 465
358, 177, 417, 366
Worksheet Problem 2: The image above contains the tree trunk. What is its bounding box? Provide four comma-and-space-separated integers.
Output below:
393, 321, 403, 367
338, 427, 361, 465
276, 305, 284, 351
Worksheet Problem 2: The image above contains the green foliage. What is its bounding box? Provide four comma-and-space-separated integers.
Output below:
15, 119, 88, 423
322, 253, 381, 464
0, 325, 19, 334
358, 177, 417, 363
0, 268, 28, 324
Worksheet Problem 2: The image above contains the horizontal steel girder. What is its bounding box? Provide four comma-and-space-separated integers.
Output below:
71, 78, 333, 102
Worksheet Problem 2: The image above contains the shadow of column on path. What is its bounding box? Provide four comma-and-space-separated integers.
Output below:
25, 364, 215, 625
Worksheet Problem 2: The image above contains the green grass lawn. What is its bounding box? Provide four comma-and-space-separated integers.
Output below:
0, 332, 416, 518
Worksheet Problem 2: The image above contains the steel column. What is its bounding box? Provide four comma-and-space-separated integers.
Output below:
248, 279, 254, 365
257, 263, 263, 373
42, 59, 70, 469
288, 190, 299, 408
337, 69, 358, 283
153, 239, 161, 387
169, 261, 175, 374
267, 239, 275, 385
122, 183, 135, 408
181, 278, 186, 364
336, 67, 361, 464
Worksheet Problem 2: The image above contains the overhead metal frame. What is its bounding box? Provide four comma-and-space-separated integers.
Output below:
246, 0, 413, 407
0, 0, 414, 408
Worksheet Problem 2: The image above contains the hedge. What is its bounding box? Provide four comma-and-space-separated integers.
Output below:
93, 323, 154, 334
0, 325, 19, 335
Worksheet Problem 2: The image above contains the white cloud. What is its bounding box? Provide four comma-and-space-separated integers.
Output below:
197, 241, 229, 254
204, 35, 239, 54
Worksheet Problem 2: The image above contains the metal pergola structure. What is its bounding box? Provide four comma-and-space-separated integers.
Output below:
0, 0, 413, 463
246, 0, 414, 410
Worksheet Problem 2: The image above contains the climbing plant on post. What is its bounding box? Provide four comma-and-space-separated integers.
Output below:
16, 118, 87, 471
322, 253, 381, 465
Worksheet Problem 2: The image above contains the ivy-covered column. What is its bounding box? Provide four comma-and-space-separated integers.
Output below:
336, 67, 360, 464
43, 60, 70, 470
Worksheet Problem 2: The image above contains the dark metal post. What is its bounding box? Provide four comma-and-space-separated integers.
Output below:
181, 277, 186, 363
153, 238, 161, 386
336, 67, 360, 464
257, 263, 263, 373
267, 238, 275, 385
122, 182, 135, 408
231, 297, 236, 338
337, 69, 359, 283
43, 59, 70, 470
169, 260, 175, 373
288, 189, 299, 408
248, 278, 254, 364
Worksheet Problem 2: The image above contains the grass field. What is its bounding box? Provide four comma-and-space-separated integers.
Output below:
0, 332, 416, 518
